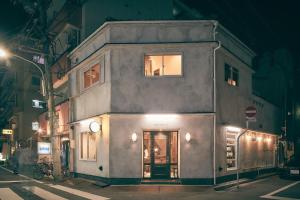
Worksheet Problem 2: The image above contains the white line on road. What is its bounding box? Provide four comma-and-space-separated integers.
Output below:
23, 186, 68, 200
0, 188, 23, 200
260, 181, 300, 200
48, 184, 109, 200
0, 180, 31, 183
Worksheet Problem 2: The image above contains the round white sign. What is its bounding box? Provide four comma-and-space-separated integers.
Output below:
89, 121, 100, 133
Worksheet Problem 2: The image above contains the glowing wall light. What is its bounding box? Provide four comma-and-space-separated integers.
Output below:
246, 134, 252, 141
131, 132, 137, 142
145, 114, 178, 122
185, 132, 191, 142
256, 136, 263, 142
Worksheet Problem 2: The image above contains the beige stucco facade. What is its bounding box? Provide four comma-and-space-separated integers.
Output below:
68, 21, 280, 184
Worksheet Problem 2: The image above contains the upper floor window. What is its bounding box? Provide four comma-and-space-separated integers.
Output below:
83, 63, 100, 89
144, 54, 182, 77
225, 64, 239, 86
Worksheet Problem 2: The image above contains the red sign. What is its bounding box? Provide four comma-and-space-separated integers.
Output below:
245, 106, 256, 118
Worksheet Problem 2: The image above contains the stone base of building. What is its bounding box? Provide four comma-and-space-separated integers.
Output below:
73, 167, 276, 185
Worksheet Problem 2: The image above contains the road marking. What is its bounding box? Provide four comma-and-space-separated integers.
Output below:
260, 181, 300, 200
0, 180, 31, 183
23, 186, 67, 200
49, 184, 109, 200
0, 188, 23, 200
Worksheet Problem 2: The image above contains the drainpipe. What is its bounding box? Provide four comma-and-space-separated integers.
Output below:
213, 21, 221, 185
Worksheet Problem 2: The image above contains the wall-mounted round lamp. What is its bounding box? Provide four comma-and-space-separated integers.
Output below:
89, 121, 101, 133
185, 132, 191, 142
131, 132, 138, 142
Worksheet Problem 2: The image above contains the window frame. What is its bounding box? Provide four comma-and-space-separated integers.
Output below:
224, 63, 239, 87
143, 53, 183, 78
79, 131, 97, 161
226, 131, 238, 171
80, 56, 105, 92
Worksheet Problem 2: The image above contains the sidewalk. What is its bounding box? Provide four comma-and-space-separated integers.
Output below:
214, 172, 277, 191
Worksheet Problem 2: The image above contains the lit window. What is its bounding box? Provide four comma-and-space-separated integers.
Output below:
225, 64, 239, 86
226, 131, 238, 170
83, 63, 100, 89
80, 132, 96, 161
144, 55, 182, 76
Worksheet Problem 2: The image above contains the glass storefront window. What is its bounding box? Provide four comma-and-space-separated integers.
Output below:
226, 132, 237, 170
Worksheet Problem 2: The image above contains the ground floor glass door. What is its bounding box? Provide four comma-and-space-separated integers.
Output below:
143, 131, 178, 179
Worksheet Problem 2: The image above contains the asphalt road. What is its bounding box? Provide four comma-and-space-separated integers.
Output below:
0, 166, 299, 200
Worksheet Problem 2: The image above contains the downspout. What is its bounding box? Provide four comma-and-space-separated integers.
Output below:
213, 21, 221, 185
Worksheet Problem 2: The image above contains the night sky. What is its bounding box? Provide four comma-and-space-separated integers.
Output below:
0, 0, 29, 40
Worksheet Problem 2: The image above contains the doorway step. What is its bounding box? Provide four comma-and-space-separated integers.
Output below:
141, 179, 181, 185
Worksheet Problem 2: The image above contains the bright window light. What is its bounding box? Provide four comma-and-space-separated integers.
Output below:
226, 126, 241, 132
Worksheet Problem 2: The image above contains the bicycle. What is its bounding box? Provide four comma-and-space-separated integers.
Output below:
32, 158, 53, 180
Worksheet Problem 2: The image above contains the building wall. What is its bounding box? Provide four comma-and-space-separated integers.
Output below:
69, 21, 216, 66
74, 115, 110, 177
110, 43, 216, 113
69, 49, 111, 121
109, 114, 214, 179
215, 46, 280, 178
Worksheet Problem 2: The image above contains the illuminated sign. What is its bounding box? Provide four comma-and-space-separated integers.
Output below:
32, 121, 39, 131
37, 142, 51, 154
32, 99, 46, 109
2, 129, 13, 135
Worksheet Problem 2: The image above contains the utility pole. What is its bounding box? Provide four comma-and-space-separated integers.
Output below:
37, 0, 62, 179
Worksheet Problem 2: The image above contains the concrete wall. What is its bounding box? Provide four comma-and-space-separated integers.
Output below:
215, 47, 280, 177
110, 43, 216, 113
109, 114, 214, 179
74, 115, 110, 177
69, 49, 111, 121
69, 21, 216, 66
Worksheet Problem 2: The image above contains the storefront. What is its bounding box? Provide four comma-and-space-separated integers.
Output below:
143, 131, 178, 179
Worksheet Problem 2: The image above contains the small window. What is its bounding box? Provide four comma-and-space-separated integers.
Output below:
226, 131, 237, 170
144, 54, 182, 77
32, 76, 41, 86
79, 132, 96, 161
83, 63, 100, 89
225, 64, 239, 86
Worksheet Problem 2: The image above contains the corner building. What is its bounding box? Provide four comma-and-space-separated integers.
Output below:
68, 21, 280, 185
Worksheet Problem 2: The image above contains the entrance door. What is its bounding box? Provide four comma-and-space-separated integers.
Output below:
151, 132, 170, 179
143, 131, 178, 180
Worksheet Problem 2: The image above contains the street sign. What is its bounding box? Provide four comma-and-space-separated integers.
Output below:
245, 106, 257, 119
2, 129, 13, 135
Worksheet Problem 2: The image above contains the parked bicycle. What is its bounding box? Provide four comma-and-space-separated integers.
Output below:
32, 160, 53, 180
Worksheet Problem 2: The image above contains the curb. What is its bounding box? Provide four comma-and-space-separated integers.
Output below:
214, 172, 277, 191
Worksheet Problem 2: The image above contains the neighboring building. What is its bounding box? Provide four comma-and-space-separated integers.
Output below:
68, 21, 280, 184
7, 57, 44, 149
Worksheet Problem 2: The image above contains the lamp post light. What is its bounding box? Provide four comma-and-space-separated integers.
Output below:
0, 48, 62, 178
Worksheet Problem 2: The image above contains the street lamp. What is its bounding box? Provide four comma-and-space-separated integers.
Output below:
0, 48, 61, 178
